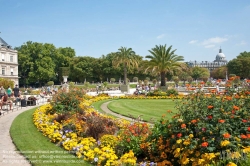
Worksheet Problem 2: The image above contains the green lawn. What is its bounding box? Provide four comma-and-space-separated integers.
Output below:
107, 99, 178, 122
10, 108, 91, 166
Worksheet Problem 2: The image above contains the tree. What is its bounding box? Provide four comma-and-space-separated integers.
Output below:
237, 51, 250, 58
227, 56, 250, 79
16, 41, 56, 86
210, 66, 228, 79
191, 67, 210, 81
145, 44, 184, 86
112, 47, 140, 85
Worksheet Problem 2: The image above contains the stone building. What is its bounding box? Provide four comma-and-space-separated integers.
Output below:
187, 48, 228, 72
0, 37, 19, 85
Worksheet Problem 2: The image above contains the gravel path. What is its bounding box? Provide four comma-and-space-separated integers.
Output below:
0, 104, 45, 166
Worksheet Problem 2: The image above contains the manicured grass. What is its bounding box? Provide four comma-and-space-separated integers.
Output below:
107, 99, 178, 122
10, 108, 91, 166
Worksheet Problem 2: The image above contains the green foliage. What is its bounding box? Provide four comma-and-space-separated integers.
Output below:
47, 81, 54, 86
143, 91, 250, 165
50, 88, 85, 114
133, 77, 138, 82
112, 47, 141, 85
147, 88, 178, 96
0, 78, 14, 89
145, 44, 184, 87
116, 122, 150, 156
110, 78, 116, 83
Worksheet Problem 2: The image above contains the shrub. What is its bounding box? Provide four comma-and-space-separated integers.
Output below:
142, 91, 250, 165
47, 81, 54, 86
0, 78, 14, 89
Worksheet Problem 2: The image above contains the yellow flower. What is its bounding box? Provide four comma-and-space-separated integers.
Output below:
176, 139, 182, 144
183, 140, 190, 146
189, 134, 194, 138
221, 140, 230, 147
173, 148, 181, 157
226, 162, 237, 166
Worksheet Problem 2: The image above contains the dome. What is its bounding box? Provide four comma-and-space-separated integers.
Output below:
216, 52, 225, 58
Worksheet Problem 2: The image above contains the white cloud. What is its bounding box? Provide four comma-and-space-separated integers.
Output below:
189, 40, 198, 44
205, 45, 215, 48
202, 37, 228, 46
157, 34, 165, 39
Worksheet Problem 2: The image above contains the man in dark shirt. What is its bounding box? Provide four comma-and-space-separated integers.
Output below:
13, 84, 19, 97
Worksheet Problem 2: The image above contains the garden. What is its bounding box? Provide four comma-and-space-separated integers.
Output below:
14, 77, 250, 166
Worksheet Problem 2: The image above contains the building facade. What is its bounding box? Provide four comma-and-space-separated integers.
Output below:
0, 37, 19, 85
187, 48, 228, 72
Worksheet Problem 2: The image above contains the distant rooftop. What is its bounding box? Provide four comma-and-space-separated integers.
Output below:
0, 37, 12, 49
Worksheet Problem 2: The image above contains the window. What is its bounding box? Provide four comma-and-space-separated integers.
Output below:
10, 56, 13, 62
11, 68, 14, 75
2, 54, 4, 61
2, 68, 5, 75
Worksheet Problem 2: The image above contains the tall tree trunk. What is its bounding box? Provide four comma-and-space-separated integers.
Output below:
160, 72, 166, 86
124, 63, 127, 85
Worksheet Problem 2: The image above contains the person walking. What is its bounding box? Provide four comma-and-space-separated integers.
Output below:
13, 84, 19, 97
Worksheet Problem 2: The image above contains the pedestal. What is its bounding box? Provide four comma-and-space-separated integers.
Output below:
63, 76, 68, 83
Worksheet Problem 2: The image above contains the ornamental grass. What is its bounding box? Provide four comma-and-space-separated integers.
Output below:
33, 85, 250, 166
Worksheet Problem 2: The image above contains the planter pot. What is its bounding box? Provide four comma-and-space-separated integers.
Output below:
120, 84, 130, 93
159, 86, 168, 92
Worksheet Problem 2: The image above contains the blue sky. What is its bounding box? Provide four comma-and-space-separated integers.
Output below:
1, 0, 250, 62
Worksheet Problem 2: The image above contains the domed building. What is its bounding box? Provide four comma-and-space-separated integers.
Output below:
188, 48, 228, 73
0, 36, 19, 85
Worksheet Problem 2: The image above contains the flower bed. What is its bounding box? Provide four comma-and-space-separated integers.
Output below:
33, 88, 250, 166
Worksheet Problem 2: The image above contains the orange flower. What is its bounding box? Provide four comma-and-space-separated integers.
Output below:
233, 105, 240, 110
223, 133, 231, 139
177, 133, 182, 138
241, 134, 248, 139
218, 119, 225, 123
208, 105, 214, 109
247, 134, 250, 138
127, 138, 131, 142
248, 127, 250, 131
201, 142, 209, 147
191, 119, 197, 124
181, 124, 186, 128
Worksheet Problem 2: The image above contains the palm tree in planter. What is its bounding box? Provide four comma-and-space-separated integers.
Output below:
145, 44, 184, 91
112, 47, 140, 92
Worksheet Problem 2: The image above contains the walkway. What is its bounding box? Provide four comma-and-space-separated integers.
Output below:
0, 98, 49, 166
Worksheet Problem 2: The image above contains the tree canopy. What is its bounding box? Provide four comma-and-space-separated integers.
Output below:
145, 44, 184, 86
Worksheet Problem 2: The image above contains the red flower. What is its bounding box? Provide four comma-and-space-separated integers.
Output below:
207, 115, 213, 119
242, 119, 248, 123
248, 127, 250, 132
177, 133, 182, 138
201, 142, 209, 147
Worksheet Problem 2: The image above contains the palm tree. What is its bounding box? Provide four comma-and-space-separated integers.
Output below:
145, 44, 184, 87
112, 47, 140, 85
